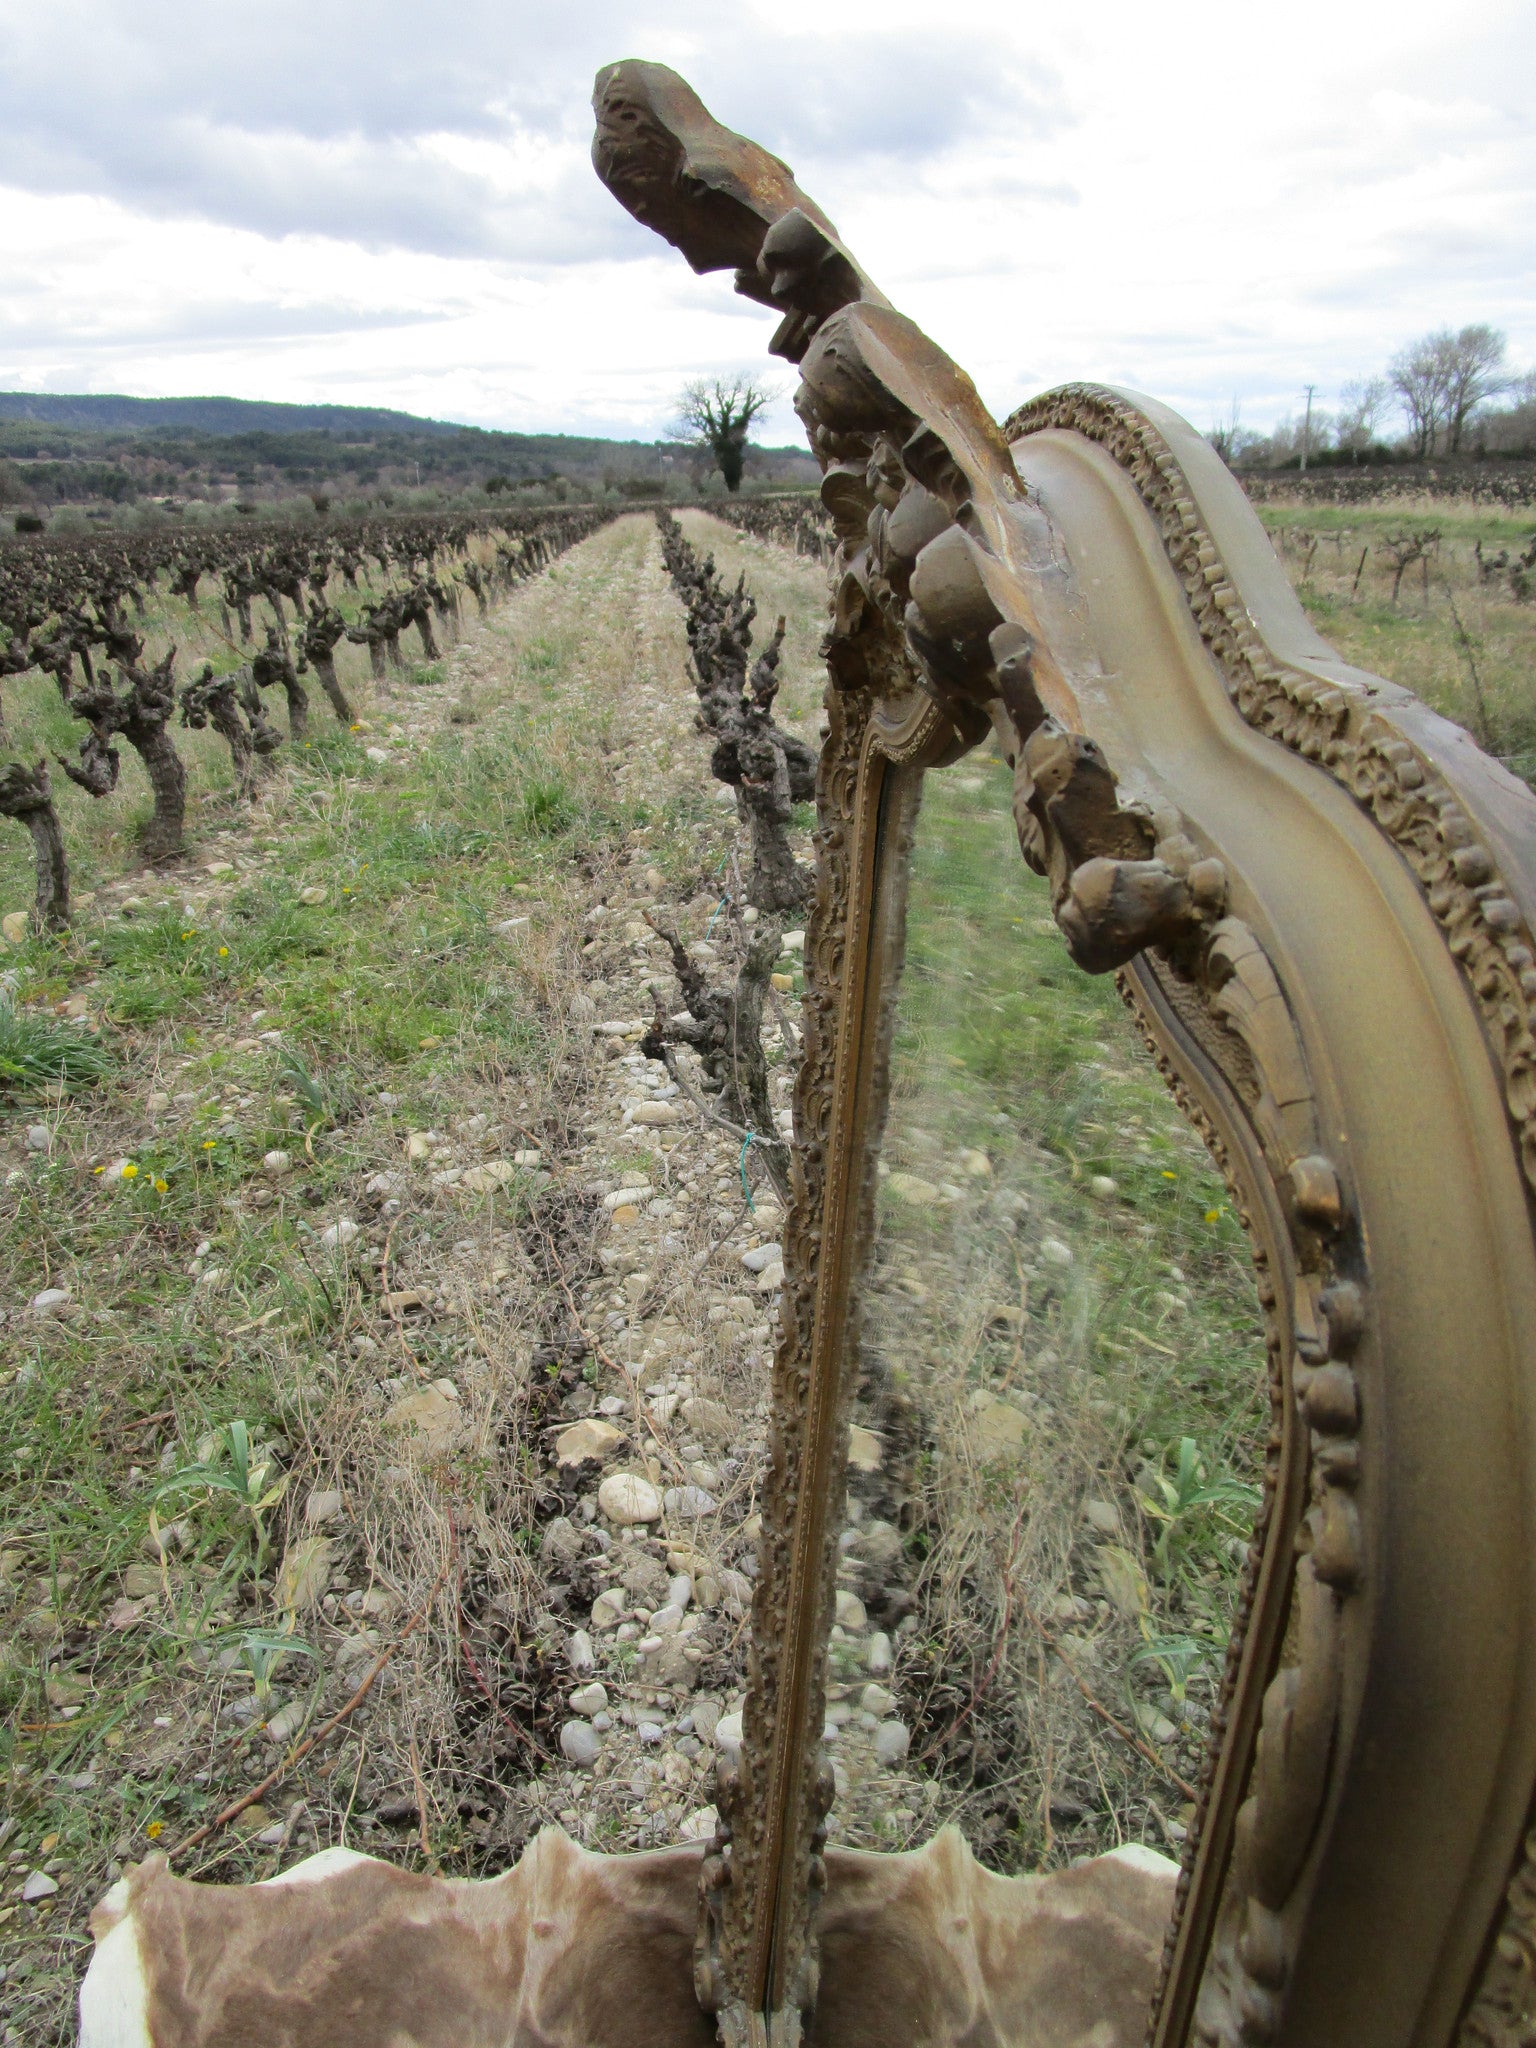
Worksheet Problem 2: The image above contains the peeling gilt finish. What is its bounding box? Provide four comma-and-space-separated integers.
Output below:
594, 59, 1536, 2048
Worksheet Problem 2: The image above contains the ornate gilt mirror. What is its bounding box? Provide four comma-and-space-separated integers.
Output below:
592, 58, 1536, 2048
72, 58, 1536, 2048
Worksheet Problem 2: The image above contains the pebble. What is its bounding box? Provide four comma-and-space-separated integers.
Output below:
691, 1699, 721, 1742
591, 1589, 627, 1629
320, 1218, 360, 1249
304, 1490, 343, 1525
405, 1133, 433, 1161
264, 1700, 307, 1744
1089, 1175, 1119, 1200
782, 930, 805, 952
25, 1125, 52, 1153
846, 1426, 883, 1473
30, 1286, 71, 1314
886, 1172, 940, 1206
664, 1485, 718, 1519
21, 1871, 59, 1902
834, 1590, 867, 1629
299, 886, 327, 905
598, 1473, 662, 1524
874, 1720, 911, 1764
678, 1805, 718, 1842
861, 1684, 897, 1717
566, 1629, 596, 1674
713, 1710, 744, 1758
556, 1419, 625, 1467
604, 1183, 654, 1211
739, 1243, 783, 1274
1082, 1498, 1120, 1536
460, 1161, 516, 1193
262, 1150, 292, 1175
569, 1682, 609, 1717
559, 1720, 600, 1766
959, 1148, 992, 1178
866, 1631, 893, 1675
1040, 1237, 1074, 1267
628, 1102, 684, 1126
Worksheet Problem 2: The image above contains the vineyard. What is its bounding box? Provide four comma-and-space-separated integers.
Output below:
1, 487, 1533, 2041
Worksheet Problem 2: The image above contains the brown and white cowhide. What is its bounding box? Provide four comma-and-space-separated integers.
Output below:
80, 1824, 1176, 2047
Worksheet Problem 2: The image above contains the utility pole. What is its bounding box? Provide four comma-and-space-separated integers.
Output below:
1300, 385, 1316, 474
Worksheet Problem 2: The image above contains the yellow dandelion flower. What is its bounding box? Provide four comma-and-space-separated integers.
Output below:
121, 1162, 139, 1179
180, 930, 193, 941
1161, 1170, 1177, 1180
201, 1139, 217, 1151
218, 945, 229, 957
145, 1821, 163, 1840
154, 1178, 169, 1194
92, 1164, 104, 1175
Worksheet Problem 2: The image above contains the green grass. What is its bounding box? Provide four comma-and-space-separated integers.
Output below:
1256, 497, 1536, 781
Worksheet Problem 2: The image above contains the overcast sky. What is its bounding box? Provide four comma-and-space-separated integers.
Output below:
0, 0, 1531, 445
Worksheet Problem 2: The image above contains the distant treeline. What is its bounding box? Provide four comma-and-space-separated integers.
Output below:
0, 391, 819, 516
1240, 462, 1536, 509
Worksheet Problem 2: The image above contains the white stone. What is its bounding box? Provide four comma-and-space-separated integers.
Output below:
667, 1573, 693, 1611
886, 1172, 940, 1206
559, 1719, 600, 1766
21, 1870, 59, 1902
740, 1243, 783, 1273
599, 1472, 662, 1524
782, 930, 805, 952
25, 1125, 52, 1153
30, 1286, 71, 1314
320, 1218, 360, 1249
569, 1682, 609, 1717
834, 1590, 867, 1630
755, 1262, 784, 1292
874, 1720, 911, 1765
264, 1699, 307, 1744
1040, 1237, 1074, 1267
959, 1148, 993, 1178
1089, 1175, 1119, 1201
678, 1805, 718, 1843
861, 1684, 897, 1717
262, 1150, 292, 1175
304, 1490, 343, 1524
604, 1183, 653, 1211
713, 1709, 744, 1757
664, 1485, 717, 1519
566, 1629, 596, 1674
512, 1149, 543, 1167
650, 1603, 685, 1635
461, 1161, 517, 1194
846, 1425, 883, 1473
866, 1631, 893, 1675
405, 1133, 433, 1161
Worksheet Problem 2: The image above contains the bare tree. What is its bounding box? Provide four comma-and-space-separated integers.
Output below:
1390, 327, 1508, 458
1336, 377, 1389, 462
1443, 324, 1508, 454
668, 375, 776, 494
1391, 334, 1453, 459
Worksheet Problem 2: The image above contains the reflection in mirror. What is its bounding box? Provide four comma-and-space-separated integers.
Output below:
828, 744, 1268, 1899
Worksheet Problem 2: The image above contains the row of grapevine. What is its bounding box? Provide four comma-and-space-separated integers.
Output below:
0, 506, 611, 931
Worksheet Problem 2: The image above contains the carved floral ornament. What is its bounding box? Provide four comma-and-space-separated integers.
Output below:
594, 58, 1536, 2048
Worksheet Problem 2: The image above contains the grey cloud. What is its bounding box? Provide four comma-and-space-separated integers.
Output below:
0, 3, 1058, 261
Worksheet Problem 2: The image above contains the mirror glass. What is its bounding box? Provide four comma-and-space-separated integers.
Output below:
824, 744, 1268, 1894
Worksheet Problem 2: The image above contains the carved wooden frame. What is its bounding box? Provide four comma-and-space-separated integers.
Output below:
594, 63, 1536, 2048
